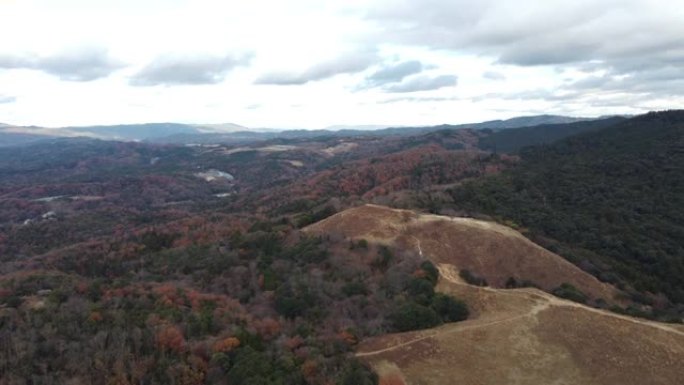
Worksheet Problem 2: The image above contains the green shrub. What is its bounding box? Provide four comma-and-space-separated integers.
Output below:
552, 283, 588, 304
431, 293, 469, 322
459, 269, 488, 287
3, 295, 22, 308
339, 361, 378, 385
390, 302, 441, 332
406, 278, 435, 305
505, 277, 538, 289
342, 281, 369, 297
372, 246, 394, 271
349, 239, 369, 250
420, 261, 439, 285
227, 347, 272, 385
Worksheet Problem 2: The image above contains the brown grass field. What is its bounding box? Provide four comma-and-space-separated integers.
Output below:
306, 204, 619, 302
306, 205, 684, 385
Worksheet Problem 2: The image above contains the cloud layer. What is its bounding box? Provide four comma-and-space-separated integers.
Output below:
365, 60, 424, 86
255, 51, 378, 85
385, 74, 457, 93
131, 53, 253, 86
366, 0, 684, 96
0, 47, 123, 81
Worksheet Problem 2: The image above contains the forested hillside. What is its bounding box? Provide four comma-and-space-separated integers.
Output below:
451, 111, 684, 307
0, 134, 474, 384
478, 116, 626, 153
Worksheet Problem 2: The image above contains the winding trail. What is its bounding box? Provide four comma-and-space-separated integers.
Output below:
357, 303, 548, 357
357, 263, 684, 358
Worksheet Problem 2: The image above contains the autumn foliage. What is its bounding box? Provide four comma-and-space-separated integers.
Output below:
212, 337, 240, 353
0, 135, 480, 384
156, 325, 186, 353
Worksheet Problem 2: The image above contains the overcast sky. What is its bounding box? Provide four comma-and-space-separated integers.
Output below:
1, 0, 683, 128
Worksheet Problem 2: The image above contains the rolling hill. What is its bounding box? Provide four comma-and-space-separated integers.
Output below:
305, 204, 684, 385
304, 204, 620, 304
359, 268, 684, 385
477, 116, 626, 153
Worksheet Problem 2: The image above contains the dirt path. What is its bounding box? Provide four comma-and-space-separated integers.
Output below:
438, 256, 684, 336
356, 306, 545, 357
357, 265, 550, 358
542, 291, 684, 336
439, 263, 684, 337
357, 263, 684, 358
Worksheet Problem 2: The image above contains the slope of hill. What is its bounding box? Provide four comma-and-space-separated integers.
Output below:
246, 129, 521, 217
70, 123, 200, 140
0, 132, 56, 147
363, 114, 597, 137
478, 116, 626, 153
0, 123, 201, 141
0, 122, 245, 143
193, 122, 251, 132
1, 142, 451, 384
304, 204, 620, 305
450, 110, 684, 305
304, 204, 684, 385
358, 266, 684, 385
465, 114, 595, 130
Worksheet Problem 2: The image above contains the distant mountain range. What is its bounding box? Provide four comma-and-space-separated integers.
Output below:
0, 114, 608, 146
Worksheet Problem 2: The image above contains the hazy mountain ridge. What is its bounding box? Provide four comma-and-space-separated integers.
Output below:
0, 114, 603, 146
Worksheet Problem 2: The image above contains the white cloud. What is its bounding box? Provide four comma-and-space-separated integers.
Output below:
384, 74, 457, 93
0, 47, 123, 81
255, 51, 378, 85
0, 95, 16, 104
131, 53, 253, 86
364, 60, 424, 86
482, 71, 506, 81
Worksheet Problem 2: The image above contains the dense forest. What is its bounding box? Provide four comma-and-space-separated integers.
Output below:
0, 133, 475, 384
450, 111, 684, 309
477, 116, 626, 153
1, 219, 467, 384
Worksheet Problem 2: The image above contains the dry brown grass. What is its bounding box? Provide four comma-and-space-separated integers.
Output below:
305, 204, 618, 302
307, 204, 684, 385
357, 273, 684, 385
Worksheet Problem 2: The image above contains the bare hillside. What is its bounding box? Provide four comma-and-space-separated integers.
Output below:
305, 204, 618, 302
305, 205, 684, 385
357, 266, 684, 385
